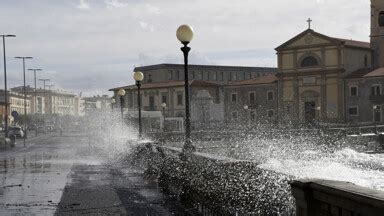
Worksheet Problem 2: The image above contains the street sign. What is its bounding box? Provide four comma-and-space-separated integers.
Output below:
11, 111, 18, 118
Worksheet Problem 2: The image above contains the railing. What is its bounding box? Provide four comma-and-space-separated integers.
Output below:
291, 179, 384, 216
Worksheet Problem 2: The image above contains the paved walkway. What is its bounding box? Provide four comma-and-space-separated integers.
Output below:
0, 135, 189, 216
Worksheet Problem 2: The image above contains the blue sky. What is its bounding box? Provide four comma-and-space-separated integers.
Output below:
0, 0, 371, 96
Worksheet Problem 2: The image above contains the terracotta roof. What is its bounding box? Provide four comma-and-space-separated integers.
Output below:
333, 38, 370, 49
345, 67, 384, 79
109, 80, 220, 91
364, 67, 384, 77
227, 75, 277, 86
134, 63, 278, 73
276, 29, 370, 51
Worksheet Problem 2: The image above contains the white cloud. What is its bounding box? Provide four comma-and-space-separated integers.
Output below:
105, 0, 128, 9
139, 21, 155, 32
0, 0, 373, 95
76, 0, 90, 10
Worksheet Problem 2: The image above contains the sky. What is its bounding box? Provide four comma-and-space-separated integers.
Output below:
0, 0, 371, 96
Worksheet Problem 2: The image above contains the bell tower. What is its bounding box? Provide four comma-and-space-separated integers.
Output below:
371, 0, 384, 68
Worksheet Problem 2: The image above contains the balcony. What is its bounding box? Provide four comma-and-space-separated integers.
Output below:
369, 95, 384, 102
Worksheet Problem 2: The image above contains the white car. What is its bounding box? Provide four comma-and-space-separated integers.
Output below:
8, 127, 24, 138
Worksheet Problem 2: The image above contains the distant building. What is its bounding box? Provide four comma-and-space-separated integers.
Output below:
223, 75, 278, 125
82, 95, 112, 115
11, 86, 78, 116
134, 64, 277, 85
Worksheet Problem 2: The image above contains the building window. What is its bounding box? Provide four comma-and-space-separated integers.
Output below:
371, 85, 381, 96
162, 95, 167, 104
267, 110, 274, 118
231, 72, 237, 81
218, 72, 224, 81
301, 56, 319, 67
267, 91, 274, 101
212, 71, 217, 81
348, 106, 359, 116
364, 55, 368, 67
349, 86, 358, 97
177, 94, 183, 105
149, 96, 155, 111
379, 11, 384, 27
231, 111, 238, 120
147, 74, 153, 83
176, 70, 180, 80
231, 93, 237, 103
168, 71, 173, 80
249, 92, 256, 104
245, 72, 251, 80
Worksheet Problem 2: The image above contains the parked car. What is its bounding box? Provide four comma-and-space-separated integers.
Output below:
9, 127, 24, 138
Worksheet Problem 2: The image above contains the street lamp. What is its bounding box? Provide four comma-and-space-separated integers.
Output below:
111, 97, 116, 111
243, 105, 249, 126
47, 85, 54, 115
15, 56, 33, 147
133, 71, 144, 139
177, 24, 195, 153
161, 102, 166, 131
117, 88, 126, 122
315, 106, 321, 130
28, 68, 42, 114
373, 105, 380, 134
39, 78, 50, 124
1, 34, 16, 137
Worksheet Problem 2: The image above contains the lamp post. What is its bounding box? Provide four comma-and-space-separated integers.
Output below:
39, 78, 50, 124
1, 34, 16, 137
374, 105, 380, 134
161, 102, 166, 131
111, 97, 116, 111
315, 106, 321, 132
243, 105, 249, 126
117, 89, 126, 122
177, 24, 195, 153
133, 71, 144, 139
28, 68, 42, 114
47, 84, 54, 115
15, 56, 33, 147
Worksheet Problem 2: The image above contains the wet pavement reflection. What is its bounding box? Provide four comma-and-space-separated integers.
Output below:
0, 135, 188, 216
0, 136, 96, 216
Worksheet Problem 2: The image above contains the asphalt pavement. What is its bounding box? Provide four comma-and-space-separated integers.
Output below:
0, 134, 189, 216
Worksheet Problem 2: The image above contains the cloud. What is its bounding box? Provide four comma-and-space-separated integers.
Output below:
76, 0, 90, 10
139, 21, 155, 32
0, 0, 372, 96
105, 0, 128, 9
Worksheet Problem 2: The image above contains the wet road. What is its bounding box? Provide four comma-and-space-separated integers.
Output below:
0, 135, 188, 216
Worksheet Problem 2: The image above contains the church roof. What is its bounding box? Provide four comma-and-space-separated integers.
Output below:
109, 80, 220, 91
275, 29, 370, 51
227, 75, 277, 86
345, 67, 384, 79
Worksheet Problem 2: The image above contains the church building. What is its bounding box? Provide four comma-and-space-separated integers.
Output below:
275, 0, 384, 125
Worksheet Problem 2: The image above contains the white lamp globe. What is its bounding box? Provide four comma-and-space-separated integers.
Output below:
118, 89, 126, 96
133, 71, 144, 82
176, 25, 194, 43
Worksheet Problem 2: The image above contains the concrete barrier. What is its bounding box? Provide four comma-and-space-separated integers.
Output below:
133, 143, 294, 215
291, 179, 384, 216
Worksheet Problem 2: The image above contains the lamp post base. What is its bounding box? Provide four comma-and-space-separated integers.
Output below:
182, 138, 195, 153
